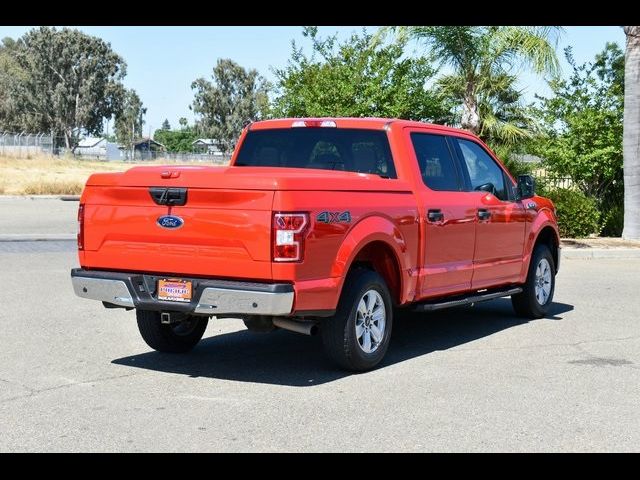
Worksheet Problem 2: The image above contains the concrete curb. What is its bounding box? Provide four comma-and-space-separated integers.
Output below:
562, 248, 640, 259
0, 234, 76, 242
0, 195, 80, 201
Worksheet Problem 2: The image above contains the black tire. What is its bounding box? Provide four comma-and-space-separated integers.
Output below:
321, 269, 393, 371
136, 310, 208, 353
511, 244, 556, 319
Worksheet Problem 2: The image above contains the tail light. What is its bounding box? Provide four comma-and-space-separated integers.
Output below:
77, 204, 85, 251
273, 213, 309, 262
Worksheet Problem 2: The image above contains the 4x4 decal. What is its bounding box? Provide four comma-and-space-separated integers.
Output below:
316, 211, 352, 224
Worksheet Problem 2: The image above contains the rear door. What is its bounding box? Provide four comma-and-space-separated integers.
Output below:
407, 129, 478, 299
451, 137, 527, 289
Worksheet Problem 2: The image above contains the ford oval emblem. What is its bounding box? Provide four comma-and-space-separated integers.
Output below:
157, 215, 184, 229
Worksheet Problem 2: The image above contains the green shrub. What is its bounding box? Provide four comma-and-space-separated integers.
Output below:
545, 188, 601, 238
600, 201, 624, 237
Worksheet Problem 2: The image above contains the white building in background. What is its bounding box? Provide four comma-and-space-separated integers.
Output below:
74, 137, 121, 160
192, 138, 224, 155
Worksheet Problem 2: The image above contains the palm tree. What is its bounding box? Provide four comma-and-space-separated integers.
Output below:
623, 26, 640, 240
379, 26, 561, 136
436, 70, 539, 147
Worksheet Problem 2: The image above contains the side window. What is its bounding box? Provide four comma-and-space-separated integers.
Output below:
410, 133, 461, 191
456, 138, 508, 200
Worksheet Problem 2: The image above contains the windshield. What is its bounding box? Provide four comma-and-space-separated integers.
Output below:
234, 128, 397, 178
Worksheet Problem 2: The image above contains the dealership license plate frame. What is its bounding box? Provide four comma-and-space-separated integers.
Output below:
157, 278, 193, 303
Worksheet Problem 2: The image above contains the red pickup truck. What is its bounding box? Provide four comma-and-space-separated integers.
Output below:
71, 118, 560, 371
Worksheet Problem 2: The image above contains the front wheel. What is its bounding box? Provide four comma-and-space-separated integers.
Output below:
321, 269, 393, 371
136, 310, 208, 353
512, 244, 556, 318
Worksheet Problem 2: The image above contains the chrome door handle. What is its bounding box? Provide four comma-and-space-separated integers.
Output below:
477, 209, 491, 221
427, 209, 444, 222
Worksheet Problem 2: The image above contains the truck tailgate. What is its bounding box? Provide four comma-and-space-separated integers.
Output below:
81, 185, 274, 280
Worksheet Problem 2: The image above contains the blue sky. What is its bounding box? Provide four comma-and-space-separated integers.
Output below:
0, 26, 626, 135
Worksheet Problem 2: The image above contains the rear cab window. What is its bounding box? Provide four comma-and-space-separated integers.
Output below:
234, 128, 397, 178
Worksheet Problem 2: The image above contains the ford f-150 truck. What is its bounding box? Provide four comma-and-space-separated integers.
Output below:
71, 118, 560, 371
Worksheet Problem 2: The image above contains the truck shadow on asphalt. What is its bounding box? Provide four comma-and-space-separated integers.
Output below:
112, 299, 574, 387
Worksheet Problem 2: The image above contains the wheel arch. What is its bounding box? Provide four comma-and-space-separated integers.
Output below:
522, 217, 561, 281
349, 240, 403, 305
534, 225, 560, 272
332, 216, 414, 306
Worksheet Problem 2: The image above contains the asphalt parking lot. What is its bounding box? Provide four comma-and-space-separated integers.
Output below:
0, 199, 639, 452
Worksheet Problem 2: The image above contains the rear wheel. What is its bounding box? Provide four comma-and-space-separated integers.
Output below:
512, 244, 556, 318
136, 310, 208, 353
321, 269, 393, 371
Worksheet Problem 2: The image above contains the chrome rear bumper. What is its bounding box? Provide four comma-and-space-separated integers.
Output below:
72, 276, 134, 308
71, 268, 294, 316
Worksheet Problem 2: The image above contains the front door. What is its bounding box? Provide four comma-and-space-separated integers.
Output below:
451, 137, 527, 289
407, 130, 478, 299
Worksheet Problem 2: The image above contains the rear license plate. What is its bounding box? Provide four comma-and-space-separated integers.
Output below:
157, 279, 192, 302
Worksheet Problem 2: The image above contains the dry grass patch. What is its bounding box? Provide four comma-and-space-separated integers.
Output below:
0, 154, 130, 195
0, 154, 142, 195
22, 180, 85, 195
0, 153, 216, 195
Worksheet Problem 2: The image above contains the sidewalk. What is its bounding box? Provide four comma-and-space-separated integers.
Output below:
561, 237, 640, 259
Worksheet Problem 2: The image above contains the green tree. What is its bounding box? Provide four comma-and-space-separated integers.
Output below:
154, 127, 199, 152
436, 70, 540, 148
532, 44, 624, 235
191, 58, 270, 156
161, 119, 171, 131
623, 26, 640, 240
380, 26, 561, 136
179, 117, 188, 129
115, 89, 146, 160
272, 27, 449, 122
0, 27, 126, 149
0, 38, 26, 131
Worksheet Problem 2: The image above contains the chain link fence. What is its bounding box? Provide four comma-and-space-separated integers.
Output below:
0, 132, 231, 164
0, 132, 579, 179
0, 132, 55, 157
532, 167, 574, 190
119, 150, 230, 164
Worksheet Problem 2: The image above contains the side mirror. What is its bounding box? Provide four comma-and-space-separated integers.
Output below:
475, 182, 496, 195
517, 174, 535, 200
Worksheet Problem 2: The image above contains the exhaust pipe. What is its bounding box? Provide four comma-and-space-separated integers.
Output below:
273, 318, 318, 336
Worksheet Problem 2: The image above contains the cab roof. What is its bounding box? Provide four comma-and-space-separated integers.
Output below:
249, 117, 473, 136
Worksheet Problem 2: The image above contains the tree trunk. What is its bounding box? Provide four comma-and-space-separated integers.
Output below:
623, 26, 640, 240
131, 120, 135, 161
460, 82, 481, 134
